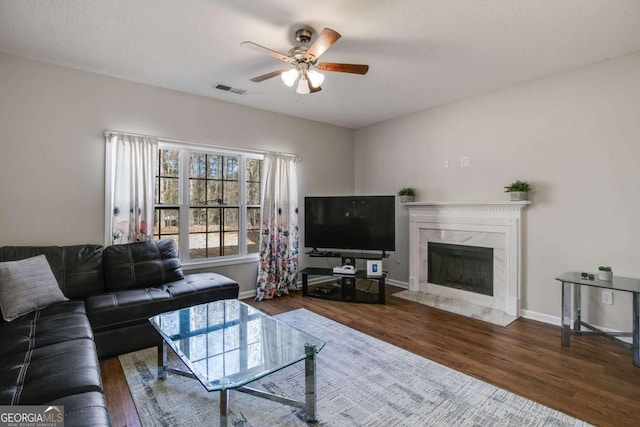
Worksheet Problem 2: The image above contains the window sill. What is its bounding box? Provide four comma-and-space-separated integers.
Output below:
182, 254, 259, 271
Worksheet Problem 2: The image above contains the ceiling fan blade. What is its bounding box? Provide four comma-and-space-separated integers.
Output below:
249, 68, 291, 83
304, 28, 341, 61
317, 63, 369, 74
241, 41, 294, 64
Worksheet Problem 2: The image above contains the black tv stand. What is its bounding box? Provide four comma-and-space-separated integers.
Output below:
300, 268, 386, 304
302, 250, 389, 304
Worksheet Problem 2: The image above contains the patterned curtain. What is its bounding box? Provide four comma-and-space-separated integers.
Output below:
255, 154, 299, 301
106, 133, 158, 244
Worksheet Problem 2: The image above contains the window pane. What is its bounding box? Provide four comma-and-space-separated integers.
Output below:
247, 208, 260, 230
190, 208, 207, 233
207, 208, 221, 232
246, 182, 261, 205
190, 179, 207, 205
207, 233, 221, 257
223, 208, 239, 231
247, 230, 260, 254
190, 153, 207, 178
245, 158, 261, 182
159, 177, 179, 204
160, 149, 180, 177
223, 181, 239, 205
223, 231, 239, 256
224, 156, 239, 180
207, 180, 223, 205
155, 208, 179, 235
189, 233, 207, 259
208, 155, 223, 179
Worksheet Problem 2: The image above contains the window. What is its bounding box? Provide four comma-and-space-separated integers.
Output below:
153, 143, 263, 263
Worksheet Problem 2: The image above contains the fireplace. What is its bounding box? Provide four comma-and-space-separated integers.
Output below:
428, 242, 493, 296
407, 201, 530, 317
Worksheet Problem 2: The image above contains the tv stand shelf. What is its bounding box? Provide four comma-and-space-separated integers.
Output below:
307, 250, 389, 259
300, 267, 385, 304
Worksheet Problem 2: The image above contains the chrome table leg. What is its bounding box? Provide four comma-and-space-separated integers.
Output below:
304, 344, 318, 422
220, 389, 229, 427
561, 281, 572, 346
633, 292, 639, 367
573, 283, 581, 332
157, 342, 167, 379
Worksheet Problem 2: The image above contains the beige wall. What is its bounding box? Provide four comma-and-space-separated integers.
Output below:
354, 52, 640, 329
0, 53, 355, 294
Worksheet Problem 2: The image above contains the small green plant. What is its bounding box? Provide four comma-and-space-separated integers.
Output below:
504, 180, 531, 193
398, 187, 417, 197
598, 266, 612, 272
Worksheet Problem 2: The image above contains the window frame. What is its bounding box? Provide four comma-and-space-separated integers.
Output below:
156, 141, 263, 269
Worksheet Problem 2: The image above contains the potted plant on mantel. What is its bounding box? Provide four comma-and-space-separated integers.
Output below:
504, 180, 531, 201
398, 187, 417, 203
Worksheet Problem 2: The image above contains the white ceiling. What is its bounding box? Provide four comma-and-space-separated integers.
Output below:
1, 0, 639, 129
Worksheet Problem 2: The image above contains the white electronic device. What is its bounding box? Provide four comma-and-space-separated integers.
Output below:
333, 265, 358, 275
366, 260, 383, 277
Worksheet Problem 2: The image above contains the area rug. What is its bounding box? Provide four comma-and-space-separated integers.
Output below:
120, 309, 588, 426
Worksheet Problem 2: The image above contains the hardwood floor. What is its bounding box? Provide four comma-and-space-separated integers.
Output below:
100, 285, 640, 426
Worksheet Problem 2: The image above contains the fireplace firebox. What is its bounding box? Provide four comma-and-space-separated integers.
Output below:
428, 242, 493, 296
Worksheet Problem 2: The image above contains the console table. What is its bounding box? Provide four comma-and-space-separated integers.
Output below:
556, 272, 640, 367
301, 267, 386, 304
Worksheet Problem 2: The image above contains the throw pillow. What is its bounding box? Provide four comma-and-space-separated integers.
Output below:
0, 254, 69, 322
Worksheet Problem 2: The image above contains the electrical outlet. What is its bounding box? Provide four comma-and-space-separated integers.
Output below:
460, 156, 470, 167
444, 160, 449, 168
601, 290, 613, 305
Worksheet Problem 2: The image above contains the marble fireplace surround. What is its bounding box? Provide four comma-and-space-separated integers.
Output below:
406, 201, 530, 319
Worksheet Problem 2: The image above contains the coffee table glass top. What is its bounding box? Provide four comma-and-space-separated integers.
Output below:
149, 299, 325, 391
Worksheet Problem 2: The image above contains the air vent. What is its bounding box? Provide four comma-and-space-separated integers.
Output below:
213, 83, 246, 95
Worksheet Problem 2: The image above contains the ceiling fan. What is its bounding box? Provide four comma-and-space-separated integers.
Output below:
241, 27, 369, 95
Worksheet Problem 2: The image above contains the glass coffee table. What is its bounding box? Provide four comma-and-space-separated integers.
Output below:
149, 299, 325, 426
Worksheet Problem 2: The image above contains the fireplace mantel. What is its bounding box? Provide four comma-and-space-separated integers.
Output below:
404, 200, 531, 209
406, 201, 531, 317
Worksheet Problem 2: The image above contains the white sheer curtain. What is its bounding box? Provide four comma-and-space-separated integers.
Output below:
255, 153, 299, 301
106, 133, 158, 244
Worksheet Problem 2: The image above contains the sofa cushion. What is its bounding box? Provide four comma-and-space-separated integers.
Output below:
103, 240, 184, 291
46, 391, 111, 427
0, 255, 69, 321
86, 272, 239, 332
0, 338, 102, 404
0, 301, 93, 358
86, 287, 171, 331
0, 245, 105, 299
0, 301, 102, 405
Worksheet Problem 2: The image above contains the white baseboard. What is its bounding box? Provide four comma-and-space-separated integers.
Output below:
520, 309, 561, 326
386, 278, 409, 289
239, 289, 256, 300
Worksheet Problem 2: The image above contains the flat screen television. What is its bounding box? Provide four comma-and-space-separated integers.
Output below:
304, 195, 395, 252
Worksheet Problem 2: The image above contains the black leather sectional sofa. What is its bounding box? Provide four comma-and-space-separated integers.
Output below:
0, 240, 239, 426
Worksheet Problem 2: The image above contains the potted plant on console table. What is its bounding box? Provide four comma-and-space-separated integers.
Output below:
398, 187, 417, 203
598, 266, 613, 281
504, 179, 531, 201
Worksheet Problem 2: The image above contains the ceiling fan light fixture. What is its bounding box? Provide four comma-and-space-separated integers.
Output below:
296, 75, 311, 95
307, 69, 325, 88
281, 68, 298, 87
